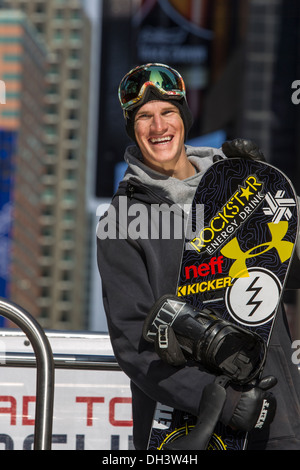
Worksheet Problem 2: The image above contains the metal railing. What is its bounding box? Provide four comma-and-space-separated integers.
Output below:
0, 298, 55, 451
0, 351, 120, 370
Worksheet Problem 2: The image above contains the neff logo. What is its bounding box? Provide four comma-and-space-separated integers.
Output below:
255, 399, 270, 429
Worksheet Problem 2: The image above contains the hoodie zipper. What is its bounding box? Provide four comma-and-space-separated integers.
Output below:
126, 179, 180, 208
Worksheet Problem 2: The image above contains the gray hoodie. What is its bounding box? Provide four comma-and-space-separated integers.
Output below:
122, 144, 225, 209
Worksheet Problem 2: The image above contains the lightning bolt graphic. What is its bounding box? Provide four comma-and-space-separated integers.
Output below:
246, 276, 263, 316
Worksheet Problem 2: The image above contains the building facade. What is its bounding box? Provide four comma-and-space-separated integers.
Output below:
0, 1, 91, 329
0, 10, 47, 321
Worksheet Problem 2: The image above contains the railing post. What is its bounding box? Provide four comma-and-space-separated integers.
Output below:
0, 298, 54, 450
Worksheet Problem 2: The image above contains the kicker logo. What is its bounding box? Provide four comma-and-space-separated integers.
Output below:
177, 276, 232, 297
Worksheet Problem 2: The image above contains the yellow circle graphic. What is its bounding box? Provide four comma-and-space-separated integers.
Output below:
158, 425, 227, 450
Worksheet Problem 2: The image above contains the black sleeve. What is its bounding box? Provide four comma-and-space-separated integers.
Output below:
97, 231, 215, 418
286, 197, 300, 289
286, 251, 300, 289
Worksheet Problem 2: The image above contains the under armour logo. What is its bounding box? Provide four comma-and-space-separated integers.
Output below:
221, 221, 293, 278
263, 191, 296, 222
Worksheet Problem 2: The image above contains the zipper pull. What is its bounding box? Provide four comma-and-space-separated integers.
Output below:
126, 183, 135, 199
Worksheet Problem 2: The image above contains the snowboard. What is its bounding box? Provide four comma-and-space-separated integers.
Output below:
147, 157, 299, 451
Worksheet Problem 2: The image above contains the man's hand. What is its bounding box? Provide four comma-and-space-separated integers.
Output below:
228, 376, 277, 432
222, 138, 266, 161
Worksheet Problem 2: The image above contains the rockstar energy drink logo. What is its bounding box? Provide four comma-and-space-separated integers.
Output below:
188, 175, 264, 254
221, 221, 293, 278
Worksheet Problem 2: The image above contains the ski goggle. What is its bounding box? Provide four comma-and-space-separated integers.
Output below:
118, 63, 186, 115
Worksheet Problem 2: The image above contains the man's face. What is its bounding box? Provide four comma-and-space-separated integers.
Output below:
134, 100, 186, 174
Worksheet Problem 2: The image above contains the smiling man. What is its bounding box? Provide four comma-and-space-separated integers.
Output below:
134, 100, 194, 179
97, 63, 300, 450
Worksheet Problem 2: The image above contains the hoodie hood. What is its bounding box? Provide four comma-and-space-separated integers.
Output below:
121, 144, 225, 208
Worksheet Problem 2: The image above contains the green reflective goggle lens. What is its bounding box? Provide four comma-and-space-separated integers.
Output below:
118, 63, 186, 112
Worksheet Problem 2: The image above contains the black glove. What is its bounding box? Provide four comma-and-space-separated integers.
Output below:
144, 295, 265, 383
154, 324, 186, 367
226, 376, 277, 432
222, 138, 266, 161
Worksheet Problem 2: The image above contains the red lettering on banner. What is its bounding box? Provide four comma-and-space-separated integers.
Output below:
23, 396, 36, 425
76, 396, 105, 426
109, 397, 132, 427
0, 396, 17, 425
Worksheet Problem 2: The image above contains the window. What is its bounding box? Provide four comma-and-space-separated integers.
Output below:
41, 267, 52, 277
69, 69, 80, 80
35, 2, 45, 13
42, 206, 54, 216
36, 23, 45, 35
69, 49, 80, 60
45, 164, 55, 175
48, 84, 59, 95
46, 145, 56, 156
71, 9, 81, 20
55, 9, 64, 19
66, 129, 77, 140
70, 29, 81, 40
60, 290, 71, 301
42, 246, 52, 257
68, 89, 80, 100
1, 110, 20, 117
67, 109, 78, 120
49, 64, 59, 75
66, 149, 76, 160
62, 249, 73, 260
63, 210, 75, 222
45, 125, 57, 137
41, 287, 50, 297
63, 189, 75, 202
3, 54, 21, 62
62, 229, 74, 241
54, 29, 63, 40
65, 169, 76, 180
2, 73, 21, 80
42, 187, 55, 200
41, 227, 53, 237
46, 104, 58, 115
61, 269, 72, 281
